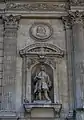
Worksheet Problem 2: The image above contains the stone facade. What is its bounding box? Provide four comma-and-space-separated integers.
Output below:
0, 0, 83, 120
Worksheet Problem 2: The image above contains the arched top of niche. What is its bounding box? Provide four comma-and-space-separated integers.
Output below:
19, 43, 64, 57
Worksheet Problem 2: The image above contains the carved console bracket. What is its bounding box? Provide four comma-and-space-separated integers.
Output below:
23, 103, 62, 118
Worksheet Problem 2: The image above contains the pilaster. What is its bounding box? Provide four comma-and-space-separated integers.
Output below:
69, 11, 84, 119
0, 18, 4, 110
62, 16, 75, 120
2, 15, 20, 111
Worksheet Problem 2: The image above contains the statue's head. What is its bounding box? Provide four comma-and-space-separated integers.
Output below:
40, 65, 46, 71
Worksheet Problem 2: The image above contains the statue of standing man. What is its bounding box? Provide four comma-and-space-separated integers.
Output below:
34, 65, 52, 101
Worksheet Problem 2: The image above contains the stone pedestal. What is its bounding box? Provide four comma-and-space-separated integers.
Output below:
23, 103, 62, 118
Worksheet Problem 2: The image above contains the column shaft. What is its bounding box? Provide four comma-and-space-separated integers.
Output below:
70, 11, 84, 109
2, 15, 20, 110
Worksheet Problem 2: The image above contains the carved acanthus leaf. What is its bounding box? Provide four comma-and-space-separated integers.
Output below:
69, 11, 84, 24
3, 15, 21, 28
62, 16, 72, 29
70, 0, 84, 5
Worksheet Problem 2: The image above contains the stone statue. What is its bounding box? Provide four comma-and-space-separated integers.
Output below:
34, 65, 52, 101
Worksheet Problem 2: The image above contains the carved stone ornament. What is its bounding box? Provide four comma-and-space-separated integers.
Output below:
19, 43, 64, 57
3, 15, 21, 28
6, 2, 67, 11
29, 23, 53, 41
62, 16, 72, 29
69, 11, 84, 25
70, 0, 84, 5
19, 43, 64, 69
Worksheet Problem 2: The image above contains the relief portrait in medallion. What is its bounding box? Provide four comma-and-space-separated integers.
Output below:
36, 25, 47, 38
29, 23, 53, 41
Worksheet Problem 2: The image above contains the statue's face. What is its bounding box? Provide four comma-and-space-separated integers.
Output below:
40, 65, 45, 71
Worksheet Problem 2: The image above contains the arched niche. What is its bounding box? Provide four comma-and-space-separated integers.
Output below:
31, 63, 54, 103
19, 43, 64, 103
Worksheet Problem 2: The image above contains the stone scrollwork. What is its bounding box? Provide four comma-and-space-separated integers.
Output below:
29, 23, 53, 41
19, 43, 64, 69
19, 43, 64, 57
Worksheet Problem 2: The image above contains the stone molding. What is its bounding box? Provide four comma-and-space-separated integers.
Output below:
23, 103, 62, 118
19, 43, 64, 57
19, 43, 64, 69
5, 2, 68, 11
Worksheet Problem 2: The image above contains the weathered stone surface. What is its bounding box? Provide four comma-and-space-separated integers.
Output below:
0, 0, 83, 120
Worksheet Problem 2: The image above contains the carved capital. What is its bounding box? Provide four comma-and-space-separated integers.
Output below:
3, 15, 21, 29
62, 16, 72, 30
70, 0, 84, 5
69, 11, 84, 25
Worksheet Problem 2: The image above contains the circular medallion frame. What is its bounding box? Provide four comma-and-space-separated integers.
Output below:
29, 22, 53, 42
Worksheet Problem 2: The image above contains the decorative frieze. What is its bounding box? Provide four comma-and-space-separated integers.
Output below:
6, 2, 67, 11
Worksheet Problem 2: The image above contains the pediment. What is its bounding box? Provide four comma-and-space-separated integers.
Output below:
19, 43, 64, 57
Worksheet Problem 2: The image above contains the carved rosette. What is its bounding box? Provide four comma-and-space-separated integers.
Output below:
69, 11, 84, 25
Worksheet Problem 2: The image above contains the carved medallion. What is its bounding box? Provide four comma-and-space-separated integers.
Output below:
29, 23, 53, 41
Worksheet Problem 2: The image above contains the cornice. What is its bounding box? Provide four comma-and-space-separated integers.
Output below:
3, 1, 68, 18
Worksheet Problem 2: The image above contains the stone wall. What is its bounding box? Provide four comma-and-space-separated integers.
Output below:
0, 0, 83, 120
